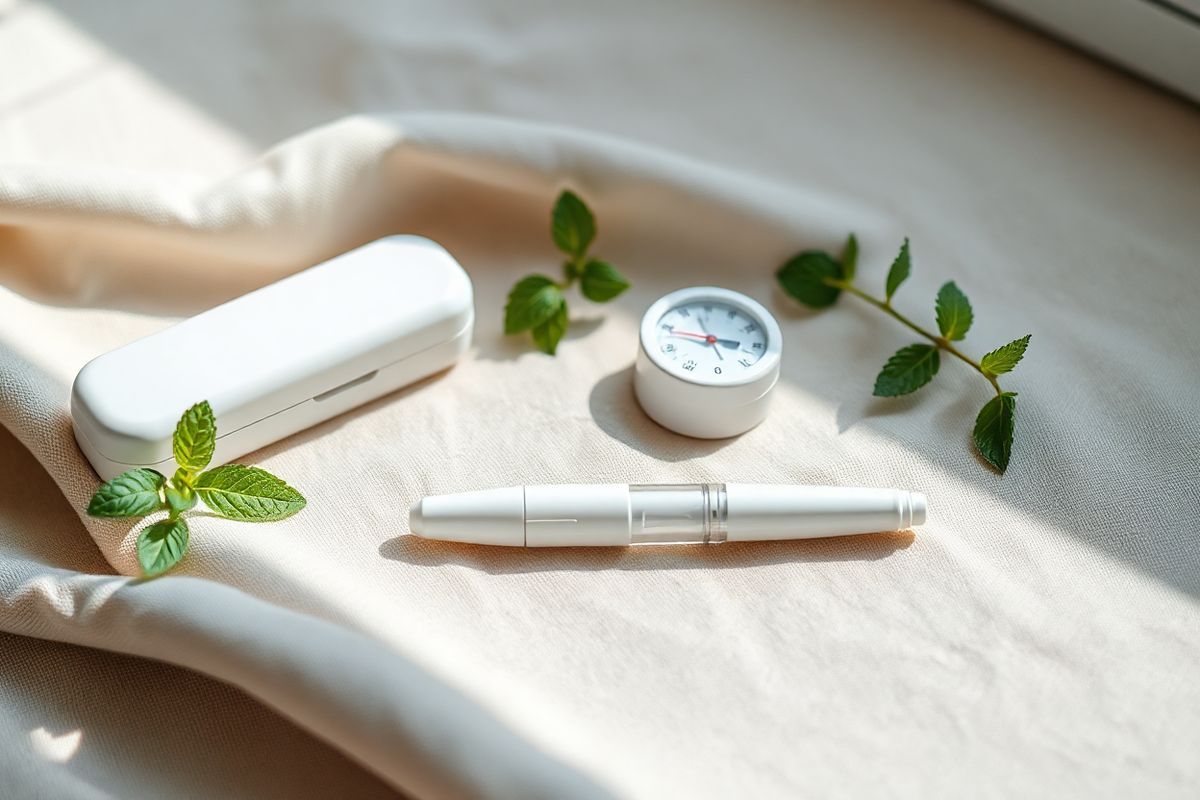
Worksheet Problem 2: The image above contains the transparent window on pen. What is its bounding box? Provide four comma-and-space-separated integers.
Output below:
628, 483, 727, 544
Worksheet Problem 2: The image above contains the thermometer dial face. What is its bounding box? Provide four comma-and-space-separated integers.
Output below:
653, 300, 768, 381
634, 286, 783, 438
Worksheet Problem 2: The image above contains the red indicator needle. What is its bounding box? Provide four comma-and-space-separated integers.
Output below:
667, 329, 741, 349
671, 330, 717, 343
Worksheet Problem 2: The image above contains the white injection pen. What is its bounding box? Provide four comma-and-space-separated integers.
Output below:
408, 484, 927, 546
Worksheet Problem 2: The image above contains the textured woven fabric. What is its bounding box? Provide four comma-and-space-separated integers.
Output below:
1, 0, 1199, 797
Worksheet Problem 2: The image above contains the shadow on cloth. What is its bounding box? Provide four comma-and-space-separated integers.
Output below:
587, 366, 731, 462
378, 530, 913, 575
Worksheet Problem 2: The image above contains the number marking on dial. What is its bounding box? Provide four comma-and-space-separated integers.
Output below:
655, 300, 768, 380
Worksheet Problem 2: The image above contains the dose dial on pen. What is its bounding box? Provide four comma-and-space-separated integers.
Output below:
634, 286, 783, 439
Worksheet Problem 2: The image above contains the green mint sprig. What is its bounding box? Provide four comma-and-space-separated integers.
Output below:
504, 190, 630, 354
777, 235, 1032, 472
86, 401, 306, 576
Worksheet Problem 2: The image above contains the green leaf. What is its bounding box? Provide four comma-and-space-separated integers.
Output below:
195, 465, 307, 521
164, 484, 197, 516
504, 275, 563, 334
531, 298, 569, 355
776, 251, 842, 308
840, 233, 859, 282
580, 259, 630, 302
87, 468, 166, 517
173, 400, 216, 474
873, 343, 940, 397
884, 238, 911, 302
980, 334, 1031, 376
935, 281, 973, 341
137, 518, 189, 576
551, 190, 595, 258
974, 392, 1017, 472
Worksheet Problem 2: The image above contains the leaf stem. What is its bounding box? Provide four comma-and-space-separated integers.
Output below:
561, 255, 587, 288
832, 280, 1003, 395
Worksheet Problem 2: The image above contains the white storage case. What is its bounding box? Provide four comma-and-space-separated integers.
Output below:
72, 235, 474, 480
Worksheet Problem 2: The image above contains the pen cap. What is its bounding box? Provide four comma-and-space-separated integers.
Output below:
409, 486, 524, 546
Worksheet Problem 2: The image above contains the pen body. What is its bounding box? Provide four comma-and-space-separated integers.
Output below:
725, 484, 923, 541
410, 484, 926, 547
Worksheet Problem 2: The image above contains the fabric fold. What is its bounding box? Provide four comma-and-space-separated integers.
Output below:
0, 548, 615, 799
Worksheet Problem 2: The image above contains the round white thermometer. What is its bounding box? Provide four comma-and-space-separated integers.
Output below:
634, 286, 782, 438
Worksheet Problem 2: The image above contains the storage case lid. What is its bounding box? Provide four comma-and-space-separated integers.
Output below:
72, 235, 473, 468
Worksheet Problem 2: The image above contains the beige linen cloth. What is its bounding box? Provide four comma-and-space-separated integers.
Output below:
2, 0, 1200, 797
